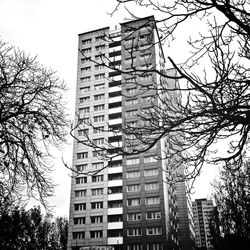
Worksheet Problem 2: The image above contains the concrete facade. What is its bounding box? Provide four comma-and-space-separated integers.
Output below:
67, 16, 193, 250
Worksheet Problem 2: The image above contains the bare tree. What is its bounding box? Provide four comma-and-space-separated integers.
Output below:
71, 1, 250, 182
0, 41, 68, 207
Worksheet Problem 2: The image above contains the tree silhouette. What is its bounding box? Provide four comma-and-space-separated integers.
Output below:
0, 40, 68, 207
210, 161, 250, 249
72, 0, 250, 182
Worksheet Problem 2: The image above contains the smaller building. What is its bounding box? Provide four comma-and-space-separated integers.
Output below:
192, 199, 214, 250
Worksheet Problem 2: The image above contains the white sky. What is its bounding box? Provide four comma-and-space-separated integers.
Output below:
0, 0, 217, 217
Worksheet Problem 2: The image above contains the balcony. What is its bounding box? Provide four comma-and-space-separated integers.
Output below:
108, 179, 122, 187
109, 141, 121, 148
109, 118, 122, 125
112, 155, 122, 161
109, 96, 122, 103
111, 75, 121, 81
109, 86, 122, 93
107, 237, 123, 245
108, 222, 123, 230
108, 166, 122, 174
108, 193, 123, 201
108, 107, 122, 115
108, 207, 123, 215
108, 131, 122, 137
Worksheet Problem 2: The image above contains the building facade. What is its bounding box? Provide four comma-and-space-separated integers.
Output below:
68, 16, 193, 250
192, 199, 214, 250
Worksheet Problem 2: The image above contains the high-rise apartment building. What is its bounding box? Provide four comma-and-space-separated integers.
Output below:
192, 199, 214, 250
68, 16, 193, 250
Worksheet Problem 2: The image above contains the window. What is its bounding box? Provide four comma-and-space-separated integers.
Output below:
93, 138, 104, 145
91, 202, 103, 209
95, 64, 105, 70
141, 53, 151, 60
80, 86, 90, 94
94, 94, 105, 101
145, 182, 159, 191
145, 197, 160, 205
94, 83, 105, 90
74, 203, 86, 211
94, 104, 105, 111
127, 244, 142, 250
80, 66, 91, 73
72, 231, 85, 240
82, 48, 91, 54
81, 57, 91, 63
73, 217, 85, 225
127, 171, 140, 178
95, 54, 105, 61
140, 74, 151, 81
79, 96, 90, 103
127, 184, 140, 192
125, 110, 137, 117
78, 129, 89, 137
140, 43, 151, 50
146, 211, 161, 220
92, 175, 103, 182
91, 216, 103, 223
76, 164, 87, 172
127, 228, 142, 236
126, 87, 137, 95
144, 156, 157, 163
142, 96, 153, 103
126, 134, 136, 141
82, 39, 91, 45
91, 162, 103, 170
75, 189, 86, 197
144, 169, 158, 177
79, 107, 90, 115
76, 152, 88, 159
79, 117, 89, 124
93, 150, 105, 157
127, 213, 142, 221
75, 177, 87, 184
94, 115, 104, 122
146, 243, 163, 250
93, 126, 104, 134
96, 35, 105, 42
91, 188, 103, 196
124, 77, 136, 84
80, 76, 91, 83
127, 198, 140, 207
126, 99, 138, 105
125, 56, 136, 64
126, 158, 139, 165
146, 227, 162, 235
126, 121, 137, 127
95, 45, 105, 51
95, 73, 105, 80
90, 230, 103, 238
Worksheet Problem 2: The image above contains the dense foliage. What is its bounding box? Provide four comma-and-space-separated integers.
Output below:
0, 204, 68, 250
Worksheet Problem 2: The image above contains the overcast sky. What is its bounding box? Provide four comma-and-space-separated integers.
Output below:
0, 0, 218, 217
